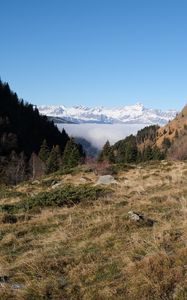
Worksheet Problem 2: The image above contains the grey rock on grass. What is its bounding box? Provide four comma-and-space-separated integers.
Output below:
96, 175, 117, 185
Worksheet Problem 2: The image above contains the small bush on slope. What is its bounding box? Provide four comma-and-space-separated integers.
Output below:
0, 184, 111, 212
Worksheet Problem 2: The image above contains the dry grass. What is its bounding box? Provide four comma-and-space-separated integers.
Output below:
0, 160, 187, 299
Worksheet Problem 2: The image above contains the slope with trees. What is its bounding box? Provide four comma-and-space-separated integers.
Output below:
0, 80, 85, 183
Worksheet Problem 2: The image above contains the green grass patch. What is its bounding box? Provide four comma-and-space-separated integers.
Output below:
0, 184, 111, 213
0, 187, 23, 200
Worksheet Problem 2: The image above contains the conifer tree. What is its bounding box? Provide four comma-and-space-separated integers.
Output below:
61, 128, 69, 144
143, 145, 153, 161
62, 138, 82, 169
38, 139, 50, 162
46, 145, 61, 174
125, 140, 138, 163
152, 146, 165, 160
98, 140, 112, 162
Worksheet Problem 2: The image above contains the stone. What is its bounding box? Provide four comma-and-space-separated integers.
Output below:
96, 175, 117, 185
31, 180, 40, 185
51, 181, 63, 189
79, 176, 91, 183
11, 283, 25, 289
79, 177, 87, 183
128, 211, 155, 227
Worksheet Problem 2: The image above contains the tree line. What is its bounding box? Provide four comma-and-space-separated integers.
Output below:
98, 126, 166, 164
39, 138, 85, 173
0, 79, 85, 181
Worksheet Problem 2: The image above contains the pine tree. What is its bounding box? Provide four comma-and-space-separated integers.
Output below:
98, 140, 112, 162
152, 146, 165, 160
108, 148, 115, 163
46, 145, 61, 174
62, 138, 83, 169
162, 138, 171, 150
125, 140, 138, 163
61, 128, 69, 145
143, 146, 153, 161
38, 139, 50, 162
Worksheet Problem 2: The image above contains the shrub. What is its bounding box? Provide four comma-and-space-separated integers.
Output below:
1, 213, 17, 224
0, 184, 111, 212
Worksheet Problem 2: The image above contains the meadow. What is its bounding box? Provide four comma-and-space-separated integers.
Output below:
0, 160, 187, 299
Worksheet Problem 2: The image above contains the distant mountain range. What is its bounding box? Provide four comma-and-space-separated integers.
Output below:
38, 103, 177, 125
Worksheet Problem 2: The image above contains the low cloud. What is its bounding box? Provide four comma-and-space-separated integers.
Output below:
57, 123, 148, 149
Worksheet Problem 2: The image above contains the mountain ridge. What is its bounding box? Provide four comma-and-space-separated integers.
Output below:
38, 103, 177, 125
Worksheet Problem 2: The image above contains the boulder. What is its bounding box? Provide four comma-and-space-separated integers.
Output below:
51, 181, 63, 189
96, 175, 117, 185
128, 211, 155, 227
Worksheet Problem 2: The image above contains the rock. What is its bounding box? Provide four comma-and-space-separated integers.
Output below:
51, 181, 63, 189
0, 275, 25, 289
96, 175, 117, 185
79, 177, 87, 183
31, 180, 40, 185
128, 211, 142, 221
51, 180, 59, 186
11, 283, 25, 289
58, 276, 68, 288
79, 176, 91, 183
128, 211, 155, 227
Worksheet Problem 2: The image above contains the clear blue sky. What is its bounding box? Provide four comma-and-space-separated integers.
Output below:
1, 0, 187, 110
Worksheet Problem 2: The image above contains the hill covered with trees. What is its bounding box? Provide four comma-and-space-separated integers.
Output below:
98, 105, 187, 164
98, 125, 165, 164
0, 80, 85, 183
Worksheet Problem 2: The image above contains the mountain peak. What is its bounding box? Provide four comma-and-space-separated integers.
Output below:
38, 103, 177, 125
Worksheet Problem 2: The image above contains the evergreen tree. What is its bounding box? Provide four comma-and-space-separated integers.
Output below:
62, 138, 83, 169
162, 138, 171, 150
125, 140, 138, 163
108, 148, 115, 163
98, 140, 113, 162
143, 145, 153, 161
46, 145, 61, 174
38, 139, 50, 162
0, 79, 71, 156
61, 128, 69, 145
152, 146, 165, 160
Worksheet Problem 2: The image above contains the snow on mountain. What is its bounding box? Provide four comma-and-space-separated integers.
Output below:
38, 103, 177, 125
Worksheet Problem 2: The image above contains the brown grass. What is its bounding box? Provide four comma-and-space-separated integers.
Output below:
0, 161, 187, 299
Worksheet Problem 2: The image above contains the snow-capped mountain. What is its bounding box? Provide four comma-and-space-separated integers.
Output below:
38, 103, 177, 125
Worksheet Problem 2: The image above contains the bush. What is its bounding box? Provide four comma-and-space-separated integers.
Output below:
0, 184, 111, 212
1, 213, 17, 224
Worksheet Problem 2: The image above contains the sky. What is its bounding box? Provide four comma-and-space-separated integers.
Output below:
1, 0, 187, 110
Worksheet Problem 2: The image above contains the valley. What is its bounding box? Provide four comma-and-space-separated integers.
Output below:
0, 80, 187, 299
57, 123, 149, 148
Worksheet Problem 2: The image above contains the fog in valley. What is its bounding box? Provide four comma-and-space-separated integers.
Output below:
57, 123, 149, 149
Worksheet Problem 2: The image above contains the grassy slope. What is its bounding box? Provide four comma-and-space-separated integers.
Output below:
0, 161, 187, 299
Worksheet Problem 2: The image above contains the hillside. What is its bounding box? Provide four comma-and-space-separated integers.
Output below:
0, 81, 85, 184
137, 104, 187, 159
0, 161, 187, 299
0, 81, 70, 156
98, 105, 187, 164
156, 105, 187, 147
